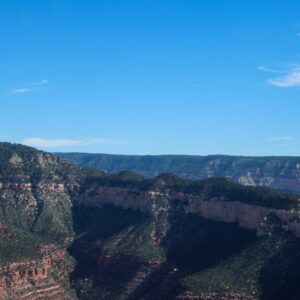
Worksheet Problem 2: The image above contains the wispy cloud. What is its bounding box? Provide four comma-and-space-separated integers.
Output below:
10, 79, 48, 94
269, 136, 293, 142
21, 138, 134, 148
11, 88, 35, 94
258, 31, 300, 88
257, 65, 282, 73
267, 67, 300, 87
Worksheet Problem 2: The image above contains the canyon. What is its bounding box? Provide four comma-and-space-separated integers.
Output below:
1, 143, 300, 299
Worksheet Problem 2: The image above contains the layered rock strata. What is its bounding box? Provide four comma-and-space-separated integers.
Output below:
75, 186, 300, 237
0, 244, 75, 300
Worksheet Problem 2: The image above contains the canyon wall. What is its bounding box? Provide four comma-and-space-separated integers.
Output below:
75, 186, 300, 237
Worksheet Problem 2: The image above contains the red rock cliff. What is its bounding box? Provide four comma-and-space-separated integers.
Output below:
0, 244, 76, 300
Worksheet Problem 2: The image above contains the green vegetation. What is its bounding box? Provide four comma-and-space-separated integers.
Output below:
181, 177, 299, 209
0, 142, 85, 262
182, 231, 300, 300
0, 223, 45, 262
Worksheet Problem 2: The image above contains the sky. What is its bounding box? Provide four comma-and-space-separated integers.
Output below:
1, 0, 300, 155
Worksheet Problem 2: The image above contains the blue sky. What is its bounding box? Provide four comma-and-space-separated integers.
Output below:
1, 0, 300, 155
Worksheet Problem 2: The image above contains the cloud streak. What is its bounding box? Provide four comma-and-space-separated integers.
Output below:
10, 79, 48, 94
257, 65, 282, 73
21, 138, 134, 148
11, 88, 35, 94
267, 67, 300, 87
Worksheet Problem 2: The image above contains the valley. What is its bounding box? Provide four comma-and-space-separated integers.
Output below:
58, 153, 300, 194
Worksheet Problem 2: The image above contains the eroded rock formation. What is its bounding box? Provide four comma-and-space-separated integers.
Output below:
0, 244, 75, 300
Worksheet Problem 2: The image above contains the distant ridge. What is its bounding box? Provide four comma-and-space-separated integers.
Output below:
57, 152, 300, 194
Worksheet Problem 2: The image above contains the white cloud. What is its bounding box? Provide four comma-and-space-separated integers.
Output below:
11, 88, 35, 94
257, 65, 282, 73
10, 79, 48, 94
268, 67, 300, 87
269, 136, 292, 142
21, 138, 134, 148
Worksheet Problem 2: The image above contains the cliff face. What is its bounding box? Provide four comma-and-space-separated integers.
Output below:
58, 153, 300, 194
75, 186, 300, 237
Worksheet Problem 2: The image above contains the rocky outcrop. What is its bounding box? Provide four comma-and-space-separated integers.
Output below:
8, 154, 23, 166
0, 244, 75, 300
